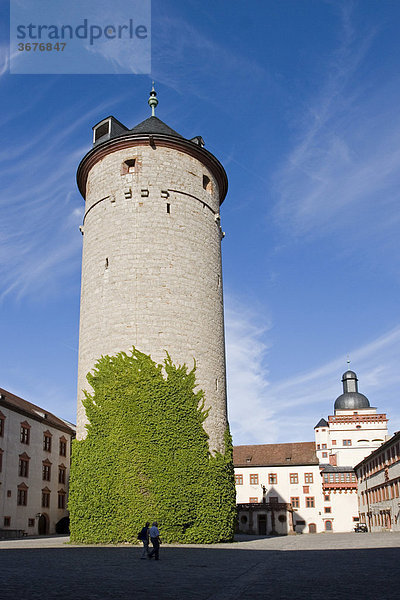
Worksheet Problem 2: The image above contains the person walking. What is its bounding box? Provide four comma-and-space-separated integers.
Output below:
148, 521, 161, 560
138, 522, 150, 559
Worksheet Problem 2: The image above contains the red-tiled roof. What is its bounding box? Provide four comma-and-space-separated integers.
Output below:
234, 442, 318, 467
0, 387, 75, 435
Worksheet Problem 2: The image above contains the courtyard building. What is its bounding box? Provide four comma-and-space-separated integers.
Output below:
234, 442, 323, 534
234, 370, 389, 534
315, 370, 389, 532
0, 387, 75, 537
355, 430, 400, 532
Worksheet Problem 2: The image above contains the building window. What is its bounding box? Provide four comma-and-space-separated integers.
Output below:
291, 497, 300, 508
353, 516, 359, 522
304, 473, 313, 484
343, 439, 352, 446
58, 491, 66, 509
4, 516, 11, 527
121, 158, 136, 174
268, 473, 277, 485
28, 518, 35, 527
42, 461, 51, 481
43, 432, 52, 452
59, 437, 67, 457
324, 507, 331, 513
249, 497, 258, 503
203, 174, 212, 193
303, 486, 309, 494
17, 486, 28, 506
42, 489, 50, 508
18, 454, 30, 478
58, 465, 66, 484
322, 444, 327, 449
290, 473, 299, 484
20, 422, 30, 444
332, 440, 336, 445
324, 494, 330, 502
0, 411, 5, 437
269, 496, 278, 503
306, 497, 315, 508
235, 474, 243, 485
317, 444, 320, 449
322, 452, 328, 458
250, 474, 259, 485
94, 120, 110, 142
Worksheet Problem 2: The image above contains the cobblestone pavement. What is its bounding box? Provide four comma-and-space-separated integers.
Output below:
1, 532, 399, 600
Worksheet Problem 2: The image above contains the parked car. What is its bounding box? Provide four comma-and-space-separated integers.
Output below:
354, 523, 368, 533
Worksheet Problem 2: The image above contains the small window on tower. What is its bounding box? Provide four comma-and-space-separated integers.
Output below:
121, 159, 136, 175
203, 175, 212, 193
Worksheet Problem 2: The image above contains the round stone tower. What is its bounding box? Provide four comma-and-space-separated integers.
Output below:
76, 89, 229, 453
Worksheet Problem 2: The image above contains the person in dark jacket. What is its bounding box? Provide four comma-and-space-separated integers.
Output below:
138, 522, 150, 559
148, 522, 161, 560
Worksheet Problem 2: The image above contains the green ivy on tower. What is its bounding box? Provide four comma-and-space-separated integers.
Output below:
69, 347, 237, 544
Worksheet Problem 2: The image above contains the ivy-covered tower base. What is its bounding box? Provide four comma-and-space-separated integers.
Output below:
69, 349, 236, 544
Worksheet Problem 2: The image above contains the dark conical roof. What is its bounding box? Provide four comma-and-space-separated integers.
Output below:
129, 116, 183, 138
314, 418, 329, 429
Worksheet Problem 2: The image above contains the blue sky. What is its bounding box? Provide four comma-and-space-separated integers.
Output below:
1, 0, 400, 445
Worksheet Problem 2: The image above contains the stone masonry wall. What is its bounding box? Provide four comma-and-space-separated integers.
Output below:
77, 143, 228, 453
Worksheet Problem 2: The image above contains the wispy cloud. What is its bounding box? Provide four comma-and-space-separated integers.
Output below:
273, 5, 400, 252
152, 14, 270, 111
0, 96, 121, 302
225, 295, 276, 445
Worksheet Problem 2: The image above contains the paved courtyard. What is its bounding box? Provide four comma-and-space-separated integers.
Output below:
1, 532, 400, 599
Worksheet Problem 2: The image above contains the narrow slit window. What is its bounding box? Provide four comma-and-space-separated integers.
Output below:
166, 203, 170, 214
105, 258, 109, 270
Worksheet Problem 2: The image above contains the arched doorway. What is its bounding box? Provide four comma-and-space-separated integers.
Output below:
38, 513, 49, 535
325, 520, 333, 531
309, 523, 317, 534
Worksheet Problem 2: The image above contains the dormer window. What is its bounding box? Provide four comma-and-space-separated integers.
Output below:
93, 119, 111, 143
121, 159, 136, 175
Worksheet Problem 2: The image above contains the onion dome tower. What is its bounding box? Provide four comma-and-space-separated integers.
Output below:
334, 370, 371, 411
76, 87, 228, 453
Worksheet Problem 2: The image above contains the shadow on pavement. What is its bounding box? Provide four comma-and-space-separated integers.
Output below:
1, 545, 399, 600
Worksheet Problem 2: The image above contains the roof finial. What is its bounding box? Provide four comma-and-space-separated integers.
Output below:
148, 82, 158, 117
347, 355, 351, 369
